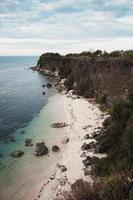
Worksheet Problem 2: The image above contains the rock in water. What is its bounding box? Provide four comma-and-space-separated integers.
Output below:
34, 141, 49, 156
25, 138, 33, 147
52, 145, 60, 152
47, 83, 52, 88
11, 150, 24, 158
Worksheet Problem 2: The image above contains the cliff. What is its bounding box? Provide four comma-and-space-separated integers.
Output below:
37, 54, 133, 106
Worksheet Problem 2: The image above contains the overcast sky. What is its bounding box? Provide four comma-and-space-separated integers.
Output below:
0, 0, 133, 55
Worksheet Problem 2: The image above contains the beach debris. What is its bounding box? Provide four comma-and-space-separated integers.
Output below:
51, 122, 68, 128
52, 145, 60, 152
57, 164, 67, 172
34, 141, 49, 156
47, 83, 52, 88
82, 156, 100, 167
25, 138, 33, 147
11, 150, 24, 158
62, 136, 69, 144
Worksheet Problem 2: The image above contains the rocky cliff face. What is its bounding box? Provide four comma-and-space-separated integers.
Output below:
38, 55, 133, 106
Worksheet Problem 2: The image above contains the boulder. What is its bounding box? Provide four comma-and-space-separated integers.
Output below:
11, 150, 24, 158
42, 84, 46, 88
43, 91, 45, 95
47, 83, 52, 88
25, 138, 33, 147
34, 141, 49, 156
58, 164, 67, 172
82, 156, 100, 167
81, 142, 95, 151
52, 145, 60, 152
83, 134, 91, 140
102, 116, 112, 128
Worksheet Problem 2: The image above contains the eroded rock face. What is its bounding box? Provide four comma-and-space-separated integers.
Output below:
83, 134, 91, 140
52, 145, 60, 152
11, 150, 24, 158
34, 142, 49, 156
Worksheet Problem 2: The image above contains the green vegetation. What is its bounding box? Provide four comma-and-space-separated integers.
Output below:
39, 50, 133, 59
96, 93, 133, 175
64, 74, 74, 90
58, 173, 133, 200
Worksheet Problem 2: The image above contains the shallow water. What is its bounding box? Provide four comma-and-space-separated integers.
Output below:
0, 57, 65, 200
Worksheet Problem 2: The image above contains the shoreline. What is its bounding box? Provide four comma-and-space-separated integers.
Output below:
34, 91, 108, 200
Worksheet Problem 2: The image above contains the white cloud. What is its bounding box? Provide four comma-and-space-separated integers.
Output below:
0, 0, 132, 55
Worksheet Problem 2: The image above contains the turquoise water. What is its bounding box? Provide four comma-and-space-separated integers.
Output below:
0, 57, 65, 200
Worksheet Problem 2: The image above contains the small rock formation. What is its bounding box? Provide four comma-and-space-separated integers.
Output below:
52, 145, 60, 152
102, 116, 112, 128
25, 138, 33, 147
34, 141, 49, 156
11, 150, 24, 158
84, 168, 91, 176
43, 91, 45, 95
82, 156, 100, 167
51, 122, 68, 128
57, 164, 67, 172
42, 84, 46, 88
62, 136, 69, 144
81, 143, 91, 150
47, 83, 52, 88
83, 134, 91, 140
80, 152, 86, 158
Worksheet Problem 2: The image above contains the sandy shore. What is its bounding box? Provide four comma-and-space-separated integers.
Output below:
34, 91, 107, 200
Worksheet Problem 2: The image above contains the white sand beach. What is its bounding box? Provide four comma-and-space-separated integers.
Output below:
35, 91, 107, 200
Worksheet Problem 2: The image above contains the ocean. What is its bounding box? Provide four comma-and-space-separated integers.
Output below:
0, 56, 65, 200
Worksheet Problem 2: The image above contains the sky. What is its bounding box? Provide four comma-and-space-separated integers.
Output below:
0, 0, 133, 55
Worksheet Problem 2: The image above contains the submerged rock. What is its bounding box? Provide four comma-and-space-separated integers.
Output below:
47, 83, 52, 88
11, 150, 24, 158
34, 141, 49, 156
25, 138, 33, 147
52, 145, 60, 152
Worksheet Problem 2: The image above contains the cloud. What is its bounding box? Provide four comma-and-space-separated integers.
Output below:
0, 0, 132, 55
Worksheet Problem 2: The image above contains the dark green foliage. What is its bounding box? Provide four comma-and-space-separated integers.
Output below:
64, 74, 74, 90
57, 171, 133, 200
96, 93, 133, 175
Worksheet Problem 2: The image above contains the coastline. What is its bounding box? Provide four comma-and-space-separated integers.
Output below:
34, 91, 108, 200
